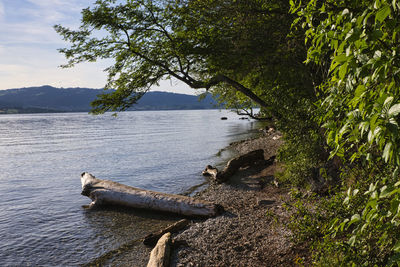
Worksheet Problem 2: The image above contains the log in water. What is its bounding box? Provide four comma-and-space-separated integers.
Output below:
80, 172, 221, 217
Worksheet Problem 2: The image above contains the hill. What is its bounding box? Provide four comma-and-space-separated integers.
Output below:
0, 86, 218, 114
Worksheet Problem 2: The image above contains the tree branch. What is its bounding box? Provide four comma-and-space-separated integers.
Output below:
190, 75, 267, 107
237, 108, 273, 121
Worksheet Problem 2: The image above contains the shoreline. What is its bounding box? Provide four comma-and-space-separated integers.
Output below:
84, 128, 308, 266
82, 122, 271, 267
166, 130, 310, 266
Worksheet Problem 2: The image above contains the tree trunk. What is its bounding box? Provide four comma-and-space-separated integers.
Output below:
80, 172, 222, 217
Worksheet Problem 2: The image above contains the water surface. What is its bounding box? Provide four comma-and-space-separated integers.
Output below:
0, 109, 261, 266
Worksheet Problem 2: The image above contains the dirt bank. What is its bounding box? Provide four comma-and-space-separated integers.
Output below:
170, 130, 310, 266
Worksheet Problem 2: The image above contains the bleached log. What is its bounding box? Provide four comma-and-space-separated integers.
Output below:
144, 219, 189, 247
80, 172, 221, 217
146, 232, 171, 267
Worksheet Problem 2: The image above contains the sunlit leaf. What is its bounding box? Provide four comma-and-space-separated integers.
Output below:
376, 5, 391, 23
388, 104, 400, 116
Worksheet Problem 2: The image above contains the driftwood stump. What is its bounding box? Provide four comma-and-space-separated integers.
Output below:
146, 232, 171, 267
203, 149, 266, 183
80, 172, 222, 217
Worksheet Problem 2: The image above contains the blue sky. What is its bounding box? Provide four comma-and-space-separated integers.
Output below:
0, 0, 192, 94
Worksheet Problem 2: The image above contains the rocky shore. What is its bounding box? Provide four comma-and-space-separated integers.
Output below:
167, 130, 310, 266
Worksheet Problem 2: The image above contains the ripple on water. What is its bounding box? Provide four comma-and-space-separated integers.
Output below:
0, 110, 262, 266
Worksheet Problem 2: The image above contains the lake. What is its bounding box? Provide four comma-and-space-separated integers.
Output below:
0, 109, 262, 266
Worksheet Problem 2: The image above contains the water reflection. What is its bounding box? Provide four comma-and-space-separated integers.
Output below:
81, 205, 181, 266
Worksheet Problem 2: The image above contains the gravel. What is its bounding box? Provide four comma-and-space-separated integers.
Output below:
170, 131, 309, 266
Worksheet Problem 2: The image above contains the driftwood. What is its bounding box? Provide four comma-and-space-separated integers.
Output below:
203, 149, 266, 183
80, 172, 222, 217
202, 165, 218, 180
146, 232, 171, 267
144, 219, 190, 247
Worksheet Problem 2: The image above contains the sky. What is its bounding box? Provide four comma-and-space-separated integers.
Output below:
0, 0, 193, 94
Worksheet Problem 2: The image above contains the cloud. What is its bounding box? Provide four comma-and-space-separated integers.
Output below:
0, 2, 4, 20
0, 0, 88, 45
0, 22, 63, 45
0, 0, 190, 93
0, 1, 111, 90
24, 0, 87, 23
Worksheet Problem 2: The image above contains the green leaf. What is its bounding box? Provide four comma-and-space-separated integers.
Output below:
380, 185, 390, 198
394, 241, 400, 252
344, 196, 350, 205
388, 104, 400, 116
339, 62, 348, 80
334, 54, 348, 63
384, 96, 394, 107
370, 113, 380, 130
355, 84, 366, 98
374, 126, 382, 138
359, 121, 370, 136
374, 0, 382, 9
374, 50, 382, 59
349, 214, 361, 226
366, 199, 378, 211
342, 8, 350, 16
376, 5, 391, 23
367, 183, 377, 194
383, 142, 393, 162
348, 235, 356, 246
353, 189, 359, 196
340, 218, 350, 231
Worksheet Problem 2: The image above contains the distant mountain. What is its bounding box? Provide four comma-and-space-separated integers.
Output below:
0, 86, 219, 114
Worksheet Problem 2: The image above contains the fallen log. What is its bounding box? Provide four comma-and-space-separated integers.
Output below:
146, 232, 171, 267
202, 149, 266, 183
144, 219, 190, 247
80, 172, 222, 217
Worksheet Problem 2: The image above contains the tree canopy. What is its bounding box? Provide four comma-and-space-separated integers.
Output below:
55, 0, 314, 120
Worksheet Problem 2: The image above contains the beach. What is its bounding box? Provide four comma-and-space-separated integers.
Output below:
167, 130, 310, 266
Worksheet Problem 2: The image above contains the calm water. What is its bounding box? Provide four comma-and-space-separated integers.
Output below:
0, 109, 262, 266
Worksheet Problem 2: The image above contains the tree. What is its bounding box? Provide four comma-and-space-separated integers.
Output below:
55, 0, 261, 113
55, 0, 314, 121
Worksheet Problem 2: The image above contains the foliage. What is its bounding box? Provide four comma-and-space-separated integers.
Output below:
276, 129, 325, 187
288, 165, 400, 266
289, 0, 400, 264
292, 0, 400, 167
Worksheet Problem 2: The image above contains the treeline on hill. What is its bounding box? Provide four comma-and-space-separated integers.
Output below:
56, 0, 400, 265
